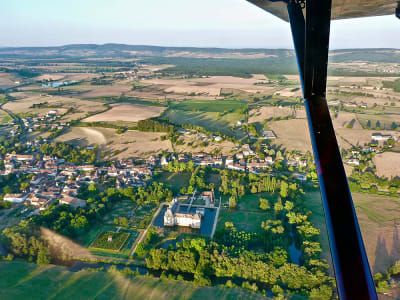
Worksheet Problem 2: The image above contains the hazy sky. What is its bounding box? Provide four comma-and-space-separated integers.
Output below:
1, 0, 400, 49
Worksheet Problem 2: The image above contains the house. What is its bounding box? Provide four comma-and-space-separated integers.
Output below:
3, 193, 27, 203
160, 156, 169, 166
59, 194, 86, 208
347, 159, 360, 166
225, 157, 234, 165
227, 163, 246, 172
77, 165, 95, 172
164, 199, 201, 229
201, 190, 215, 207
26, 194, 48, 207
8, 154, 34, 162
262, 130, 277, 139
372, 133, 393, 141
265, 156, 274, 164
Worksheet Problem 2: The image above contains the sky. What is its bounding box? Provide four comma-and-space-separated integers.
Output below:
0, 0, 399, 49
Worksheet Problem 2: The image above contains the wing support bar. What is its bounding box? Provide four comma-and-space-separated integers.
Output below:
286, 1, 378, 298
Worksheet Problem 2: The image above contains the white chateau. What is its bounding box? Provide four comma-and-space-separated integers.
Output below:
164, 198, 203, 229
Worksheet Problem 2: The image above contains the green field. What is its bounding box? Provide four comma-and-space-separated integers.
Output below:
155, 171, 191, 194
303, 192, 331, 264
164, 109, 244, 138
169, 99, 246, 113
0, 261, 266, 300
217, 193, 276, 233
90, 231, 130, 251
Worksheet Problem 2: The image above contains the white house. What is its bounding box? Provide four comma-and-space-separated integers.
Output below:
164, 199, 202, 229
4, 193, 27, 203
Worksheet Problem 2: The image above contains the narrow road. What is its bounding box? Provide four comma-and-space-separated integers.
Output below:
0, 101, 26, 143
130, 202, 167, 256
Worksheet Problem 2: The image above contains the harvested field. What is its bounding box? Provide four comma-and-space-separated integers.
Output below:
78, 84, 132, 98
374, 152, 400, 178
269, 119, 312, 152
56, 127, 172, 157
142, 75, 276, 96
83, 104, 165, 123
335, 128, 400, 149
56, 127, 106, 145
332, 112, 362, 129
353, 193, 400, 274
174, 136, 238, 156
274, 87, 302, 98
248, 106, 306, 123
3, 95, 105, 118
34, 74, 65, 81
0, 72, 17, 89
306, 191, 400, 274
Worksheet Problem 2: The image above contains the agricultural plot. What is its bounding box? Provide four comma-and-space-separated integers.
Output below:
83, 103, 165, 123
142, 75, 276, 96
269, 119, 312, 152
169, 99, 246, 112
173, 135, 238, 156
0, 110, 11, 124
3, 94, 105, 120
90, 231, 130, 251
56, 127, 173, 158
374, 152, 400, 178
305, 191, 400, 274
357, 113, 400, 130
165, 99, 247, 138
248, 106, 306, 123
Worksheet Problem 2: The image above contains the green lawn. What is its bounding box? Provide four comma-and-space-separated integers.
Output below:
156, 171, 191, 194
217, 193, 277, 233
0, 261, 267, 300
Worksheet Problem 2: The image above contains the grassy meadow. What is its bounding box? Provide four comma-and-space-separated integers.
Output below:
0, 261, 266, 300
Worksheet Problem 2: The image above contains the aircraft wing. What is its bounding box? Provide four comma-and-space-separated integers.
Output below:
247, 0, 399, 21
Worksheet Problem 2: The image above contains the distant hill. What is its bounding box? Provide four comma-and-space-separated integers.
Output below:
1, 44, 400, 78
0, 43, 399, 62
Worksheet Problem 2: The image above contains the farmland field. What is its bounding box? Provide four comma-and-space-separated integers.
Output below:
374, 152, 400, 178
169, 99, 246, 112
55, 127, 173, 157
305, 191, 400, 274
269, 119, 312, 152
0, 261, 265, 300
83, 103, 165, 123
164, 109, 244, 138
90, 231, 130, 251
3, 94, 105, 120
0, 110, 11, 124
